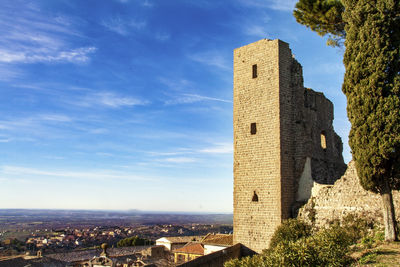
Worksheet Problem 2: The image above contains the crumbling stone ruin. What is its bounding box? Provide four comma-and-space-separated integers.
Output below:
299, 160, 400, 228
233, 39, 346, 253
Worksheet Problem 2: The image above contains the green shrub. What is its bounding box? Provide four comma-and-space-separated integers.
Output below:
340, 213, 374, 243
374, 231, 385, 242
265, 239, 318, 266
361, 235, 374, 248
266, 227, 351, 266
225, 220, 354, 267
225, 254, 267, 267
358, 229, 385, 250
116, 236, 153, 247
268, 219, 312, 249
312, 225, 353, 266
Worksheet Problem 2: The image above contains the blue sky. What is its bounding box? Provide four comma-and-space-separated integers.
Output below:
0, 0, 350, 212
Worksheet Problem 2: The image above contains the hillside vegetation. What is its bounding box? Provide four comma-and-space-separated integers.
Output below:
225, 215, 400, 266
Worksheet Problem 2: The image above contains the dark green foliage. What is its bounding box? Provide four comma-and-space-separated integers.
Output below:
293, 0, 345, 46
311, 225, 353, 265
335, 213, 375, 242
342, 0, 400, 194
225, 229, 353, 266
9, 238, 25, 252
294, 0, 400, 194
116, 236, 153, 247
358, 251, 378, 265
341, 2, 400, 235
290, 0, 400, 246
224, 254, 267, 267
268, 218, 312, 248
225, 219, 355, 267
294, 0, 400, 240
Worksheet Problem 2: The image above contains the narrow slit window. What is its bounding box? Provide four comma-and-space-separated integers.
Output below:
252, 191, 258, 202
250, 123, 257, 135
252, 64, 257, 78
321, 131, 327, 150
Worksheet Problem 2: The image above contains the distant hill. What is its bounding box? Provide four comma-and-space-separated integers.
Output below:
0, 209, 233, 225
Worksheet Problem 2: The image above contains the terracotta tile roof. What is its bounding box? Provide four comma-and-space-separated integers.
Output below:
46, 246, 149, 262
174, 243, 204, 255
201, 234, 233, 246
158, 236, 203, 243
0, 256, 65, 267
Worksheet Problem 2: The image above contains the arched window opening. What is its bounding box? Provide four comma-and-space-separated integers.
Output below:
321, 131, 327, 151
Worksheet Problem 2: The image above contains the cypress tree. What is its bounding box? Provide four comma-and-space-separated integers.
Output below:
294, 0, 400, 241
342, 0, 400, 241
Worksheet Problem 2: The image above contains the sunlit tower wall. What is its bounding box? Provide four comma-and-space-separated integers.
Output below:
233, 39, 346, 253
233, 39, 296, 253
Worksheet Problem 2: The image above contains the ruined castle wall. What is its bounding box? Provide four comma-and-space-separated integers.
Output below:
289, 67, 346, 204
299, 161, 400, 227
233, 39, 347, 253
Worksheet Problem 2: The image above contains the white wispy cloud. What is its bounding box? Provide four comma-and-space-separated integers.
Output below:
102, 16, 146, 36
0, 114, 74, 142
0, 47, 96, 64
165, 93, 232, 105
158, 77, 193, 91
239, 10, 271, 38
96, 92, 145, 107
148, 151, 188, 156
188, 51, 231, 70
89, 128, 109, 134
147, 147, 194, 157
116, 0, 153, 7
72, 91, 148, 108
0, 165, 156, 181
148, 142, 233, 158
155, 32, 170, 41
39, 114, 72, 122
12, 83, 47, 90
186, 1, 224, 9
244, 25, 270, 38
199, 143, 233, 154
0, 2, 96, 64
0, 113, 72, 131
96, 152, 114, 157
0, 64, 21, 80
0, 138, 12, 143
44, 156, 65, 160
163, 157, 196, 163
237, 0, 297, 12
142, 0, 154, 7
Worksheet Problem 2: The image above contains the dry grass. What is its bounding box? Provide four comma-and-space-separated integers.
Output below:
350, 242, 400, 266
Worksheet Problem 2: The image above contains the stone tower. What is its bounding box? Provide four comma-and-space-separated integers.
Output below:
233, 39, 346, 253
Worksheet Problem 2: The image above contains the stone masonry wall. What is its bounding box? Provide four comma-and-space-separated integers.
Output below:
233, 39, 346, 253
299, 161, 400, 227
176, 243, 246, 267
233, 39, 282, 253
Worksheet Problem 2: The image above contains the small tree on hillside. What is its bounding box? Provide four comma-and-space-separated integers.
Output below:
294, 0, 400, 241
